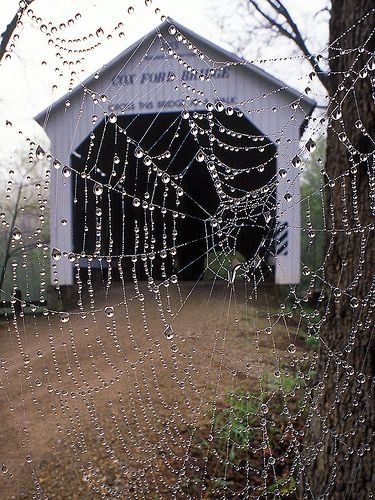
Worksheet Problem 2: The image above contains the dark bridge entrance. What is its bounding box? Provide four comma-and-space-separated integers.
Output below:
72, 111, 277, 282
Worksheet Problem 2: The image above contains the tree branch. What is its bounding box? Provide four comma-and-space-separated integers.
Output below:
250, 1, 295, 42
248, 0, 329, 89
0, 0, 34, 61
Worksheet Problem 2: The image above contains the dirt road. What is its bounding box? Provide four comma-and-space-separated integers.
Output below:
0, 281, 306, 499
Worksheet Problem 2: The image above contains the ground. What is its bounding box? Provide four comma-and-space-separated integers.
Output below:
0, 281, 315, 499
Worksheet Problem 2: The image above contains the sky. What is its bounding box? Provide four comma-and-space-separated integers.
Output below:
0, 0, 329, 165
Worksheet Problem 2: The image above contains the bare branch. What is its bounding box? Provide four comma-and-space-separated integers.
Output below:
247, 0, 329, 89
250, 1, 295, 43
313, 7, 330, 19
0, 0, 34, 61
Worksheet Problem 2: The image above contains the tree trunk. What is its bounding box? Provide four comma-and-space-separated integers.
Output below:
303, 2, 375, 498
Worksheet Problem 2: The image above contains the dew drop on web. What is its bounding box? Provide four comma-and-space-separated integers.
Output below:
163, 325, 174, 340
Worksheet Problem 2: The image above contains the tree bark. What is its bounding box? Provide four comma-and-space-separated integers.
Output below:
303, 2, 375, 498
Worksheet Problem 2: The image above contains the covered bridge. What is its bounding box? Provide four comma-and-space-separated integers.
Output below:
36, 18, 315, 301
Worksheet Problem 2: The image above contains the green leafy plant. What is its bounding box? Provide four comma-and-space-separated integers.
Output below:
204, 250, 245, 280
300, 136, 326, 282
188, 372, 309, 498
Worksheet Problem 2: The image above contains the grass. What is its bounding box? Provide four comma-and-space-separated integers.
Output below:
176, 291, 319, 497
213, 391, 262, 460
185, 366, 309, 498
242, 299, 321, 352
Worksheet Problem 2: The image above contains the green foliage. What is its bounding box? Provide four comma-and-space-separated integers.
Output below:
204, 250, 246, 280
300, 136, 326, 283
297, 327, 319, 349
242, 301, 320, 352
0, 246, 48, 300
267, 476, 297, 495
213, 391, 261, 455
190, 377, 307, 498
265, 371, 303, 395
0, 139, 50, 301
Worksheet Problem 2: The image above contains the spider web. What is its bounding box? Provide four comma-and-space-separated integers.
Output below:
0, 3, 374, 499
